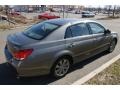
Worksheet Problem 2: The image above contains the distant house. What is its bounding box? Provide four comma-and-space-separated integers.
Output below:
12, 5, 28, 12
12, 5, 47, 12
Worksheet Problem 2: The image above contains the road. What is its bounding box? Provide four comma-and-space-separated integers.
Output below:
0, 15, 120, 84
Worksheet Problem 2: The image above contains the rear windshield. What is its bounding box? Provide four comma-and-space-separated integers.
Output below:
23, 22, 61, 40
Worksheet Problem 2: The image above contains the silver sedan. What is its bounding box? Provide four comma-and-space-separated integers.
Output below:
4, 18, 118, 78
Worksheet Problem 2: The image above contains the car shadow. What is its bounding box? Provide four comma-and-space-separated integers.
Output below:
0, 51, 108, 85
70, 51, 108, 72
0, 63, 57, 85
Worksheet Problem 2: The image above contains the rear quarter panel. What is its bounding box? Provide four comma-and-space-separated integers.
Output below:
20, 40, 67, 70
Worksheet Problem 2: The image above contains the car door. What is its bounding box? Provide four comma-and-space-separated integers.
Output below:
65, 23, 95, 63
87, 22, 111, 53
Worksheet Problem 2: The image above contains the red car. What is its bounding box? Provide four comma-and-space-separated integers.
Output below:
38, 13, 60, 20
10, 12, 20, 16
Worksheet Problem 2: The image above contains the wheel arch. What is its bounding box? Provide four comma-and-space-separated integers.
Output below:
111, 33, 118, 45
54, 51, 74, 65
113, 38, 117, 44
50, 51, 74, 76
112, 37, 118, 45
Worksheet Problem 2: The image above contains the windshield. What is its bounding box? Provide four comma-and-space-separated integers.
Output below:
23, 22, 61, 40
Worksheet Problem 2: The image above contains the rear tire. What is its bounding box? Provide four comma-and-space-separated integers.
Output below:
51, 57, 71, 78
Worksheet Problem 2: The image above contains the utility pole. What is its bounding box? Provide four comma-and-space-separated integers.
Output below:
63, 5, 65, 18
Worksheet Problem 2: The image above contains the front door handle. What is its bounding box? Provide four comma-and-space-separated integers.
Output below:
68, 43, 76, 48
95, 37, 103, 40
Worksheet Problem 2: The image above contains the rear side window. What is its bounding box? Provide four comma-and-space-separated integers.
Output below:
23, 22, 60, 40
70, 23, 90, 37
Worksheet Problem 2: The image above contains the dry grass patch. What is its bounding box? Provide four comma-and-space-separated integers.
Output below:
85, 60, 120, 85
0, 23, 14, 30
27, 16, 44, 24
9, 15, 27, 24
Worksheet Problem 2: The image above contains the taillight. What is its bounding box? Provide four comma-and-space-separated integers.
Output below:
13, 49, 33, 60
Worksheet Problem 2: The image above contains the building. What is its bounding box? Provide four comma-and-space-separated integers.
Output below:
12, 5, 46, 12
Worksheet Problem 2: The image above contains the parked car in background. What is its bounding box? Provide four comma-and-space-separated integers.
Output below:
0, 15, 7, 20
74, 10, 81, 14
38, 12, 60, 20
82, 11, 95, 18
4, 18, 118, 78
9, 12, 20, 16
92, 11, 98, 15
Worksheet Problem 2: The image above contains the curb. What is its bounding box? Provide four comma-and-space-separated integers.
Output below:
72, 53, 120, 85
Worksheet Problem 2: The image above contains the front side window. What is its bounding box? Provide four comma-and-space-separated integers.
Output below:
88, 22, 105, 34
70, 23, 90, 37
23, 22, 60, 40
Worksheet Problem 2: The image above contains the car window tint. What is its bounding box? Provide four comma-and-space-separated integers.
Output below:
23, 22, 60, 40
65, 27, 72, 38
88, 23, 105, 34
44, 23, 58, 32
70, 23, 90, 37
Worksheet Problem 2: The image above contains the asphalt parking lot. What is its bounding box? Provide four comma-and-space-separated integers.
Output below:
0, 14, 120, 85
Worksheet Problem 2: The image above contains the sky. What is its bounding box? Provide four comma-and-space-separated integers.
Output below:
0, 0, 120, 5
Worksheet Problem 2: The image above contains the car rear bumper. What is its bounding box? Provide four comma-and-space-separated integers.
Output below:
4, 47, 50, 77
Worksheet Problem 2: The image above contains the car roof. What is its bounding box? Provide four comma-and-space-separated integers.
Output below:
45, 18, 97, 25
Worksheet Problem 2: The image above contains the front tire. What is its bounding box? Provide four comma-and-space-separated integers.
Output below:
107, 39, 116, 53
51, 57, 70, 78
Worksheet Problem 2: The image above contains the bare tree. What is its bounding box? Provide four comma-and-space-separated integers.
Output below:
97, 6, 102, 14
4, 5, 11, 25
0, 6, 3, 12
4, 5, 9, 15
113, 5, 120, 17
107, 5, 112, 16
112, 5, 116, 17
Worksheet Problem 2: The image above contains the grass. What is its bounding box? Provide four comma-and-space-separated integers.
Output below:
0, 13, 31, 31
9, 15, 42, 25
85, 59, 120, 85
9, 15, 27, 24
26, 17, 41, 24
0, 23, 14, 30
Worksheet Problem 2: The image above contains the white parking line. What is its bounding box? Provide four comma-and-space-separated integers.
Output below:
72, 53, 120, 85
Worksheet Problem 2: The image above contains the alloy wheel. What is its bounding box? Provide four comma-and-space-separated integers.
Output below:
54, 58, 70, 77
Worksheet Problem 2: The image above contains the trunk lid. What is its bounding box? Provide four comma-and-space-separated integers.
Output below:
7, 32, 38, 54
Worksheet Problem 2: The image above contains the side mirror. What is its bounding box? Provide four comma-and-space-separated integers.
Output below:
104, 29, 111, 34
